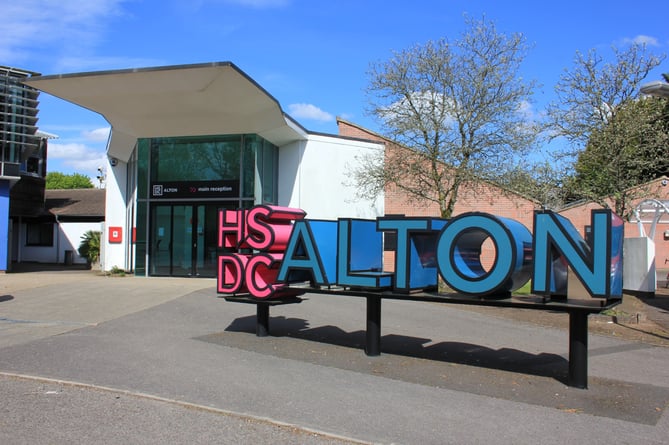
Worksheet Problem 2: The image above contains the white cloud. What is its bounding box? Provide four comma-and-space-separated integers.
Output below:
0, 0, 126, 63
288, 103, 335, 122
516, 100, 536, 119
380, 91, 456, 127
224, 0, 290, 7
186, 0, 289, 11
48, 143, 96, 160
623, 35, 660, 47
47, 142, 107, 173
55, 56, 166, 73
82, 127, 111, 143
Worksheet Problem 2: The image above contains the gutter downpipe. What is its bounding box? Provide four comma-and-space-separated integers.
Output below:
55, 214, 61, 263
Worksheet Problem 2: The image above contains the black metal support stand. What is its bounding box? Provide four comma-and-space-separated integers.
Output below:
225, 292, 610, 390
256, 304, 270, 337
365, 296, 382, 356
568, 310, 589, 389
224, 295, 303, 338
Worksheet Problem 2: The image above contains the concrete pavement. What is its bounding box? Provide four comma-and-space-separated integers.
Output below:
1, 269, 668, 444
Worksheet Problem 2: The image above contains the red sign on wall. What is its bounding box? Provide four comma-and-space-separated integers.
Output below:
109, 226, 123, 243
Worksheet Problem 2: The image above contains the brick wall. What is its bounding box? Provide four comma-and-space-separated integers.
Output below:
338, 118, 669, 276
338, 118, 539, 272
559, 178, 669, 272
338, 118, 538, 221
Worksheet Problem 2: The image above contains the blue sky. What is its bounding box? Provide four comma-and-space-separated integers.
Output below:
2, 0, 667, 182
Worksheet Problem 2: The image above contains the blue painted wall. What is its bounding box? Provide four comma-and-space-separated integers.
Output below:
0, 180, 9, 271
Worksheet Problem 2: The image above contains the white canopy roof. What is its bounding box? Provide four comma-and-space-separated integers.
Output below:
633, 199, 669, 238
24, 62, 307, 162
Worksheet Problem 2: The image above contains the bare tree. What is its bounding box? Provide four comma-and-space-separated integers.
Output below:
545, 44, 666, 217
546, 44, 664, 152
496, 160, 570, 211
353, 16, 538, 218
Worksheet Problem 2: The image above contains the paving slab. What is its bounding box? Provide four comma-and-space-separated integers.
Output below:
0, 374, 361, 445
0, 271, 668, 444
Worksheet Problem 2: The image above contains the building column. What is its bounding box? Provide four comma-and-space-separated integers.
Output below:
0, 181, 10, 271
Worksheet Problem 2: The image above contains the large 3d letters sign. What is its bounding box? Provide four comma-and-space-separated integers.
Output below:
217, 206, 623, 301
217, 205, 306, 299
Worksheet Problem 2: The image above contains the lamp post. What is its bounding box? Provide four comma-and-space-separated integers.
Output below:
640, 80, 669, 98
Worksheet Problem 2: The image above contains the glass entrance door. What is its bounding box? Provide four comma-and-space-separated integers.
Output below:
150, 204, 221, 277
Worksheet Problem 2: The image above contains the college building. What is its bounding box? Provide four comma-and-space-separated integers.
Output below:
23, 62, 383, 277
16, 61, 669, 291
1, 66, 52, 272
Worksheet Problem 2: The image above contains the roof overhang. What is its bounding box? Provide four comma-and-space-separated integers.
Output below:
640, 81, 669, 99
24, 62, 307, 162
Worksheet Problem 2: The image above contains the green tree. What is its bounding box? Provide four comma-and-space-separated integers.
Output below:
46, 172, 94, 189
352, 16, 538, 218
78, 230, 101, 264
496, 161, 569, 210
568, 95, 669, 217
545, 44, 665, 217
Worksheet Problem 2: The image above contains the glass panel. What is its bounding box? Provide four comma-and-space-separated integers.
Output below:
240, 199, 254, 210
171, 205, 193, 276
137, 139, 149, 200
242, 135, 256, 199
140, 134, 278, 277
239, 135, 278, 204
135, 201, 147, 276
150, 135, 242, 182
151, 206, 172, 276
194, 205, 205, 276
26, 222, 54, 246
195, 204, 220, 278
262, 140, 277, 204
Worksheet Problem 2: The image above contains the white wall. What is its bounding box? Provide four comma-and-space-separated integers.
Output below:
278, 134, 384, 220
17, 223, 57, 263
20, 221, 103, 264
100, 134, 384, 273
59, 222, 104, 264
623, 237, 657, 293
102, 157, 129, 271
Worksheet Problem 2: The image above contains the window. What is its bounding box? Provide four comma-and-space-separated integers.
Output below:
26, 222, 54, 246
26, 157, 39, 173
149, 135, 242, 182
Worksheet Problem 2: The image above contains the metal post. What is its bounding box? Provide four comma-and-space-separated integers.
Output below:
568, 310, 589, 389
256, 304, 269, 337
365, 296, 382, 356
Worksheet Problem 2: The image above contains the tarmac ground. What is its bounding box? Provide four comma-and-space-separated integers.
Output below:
1, 264, 668, 444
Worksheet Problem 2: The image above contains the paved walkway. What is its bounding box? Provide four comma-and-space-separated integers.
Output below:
646, 278, 669, 330
1, 269, 668, 444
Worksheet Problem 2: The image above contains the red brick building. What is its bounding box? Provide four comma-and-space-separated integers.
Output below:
338, 118, 669, 276
559, 177, 669, 273
337, 118, 539, 221
337, 118, 540, 270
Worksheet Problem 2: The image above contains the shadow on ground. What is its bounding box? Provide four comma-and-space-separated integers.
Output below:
7, 262, 90, 273
226, 315, 570, 383
195, 314, 669, 426
637, 293, 669, 322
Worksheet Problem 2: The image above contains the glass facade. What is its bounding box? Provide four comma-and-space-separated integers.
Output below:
1, 66, 44, 272
133, 134, 278, 277
0, 67, 40, 179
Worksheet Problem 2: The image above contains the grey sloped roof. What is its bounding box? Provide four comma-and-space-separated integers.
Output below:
45, 188, 105, 218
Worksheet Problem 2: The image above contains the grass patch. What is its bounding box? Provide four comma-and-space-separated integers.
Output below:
104, 265, 127, 277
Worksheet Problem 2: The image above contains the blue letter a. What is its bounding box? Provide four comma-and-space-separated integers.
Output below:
277, 220, 336, 285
